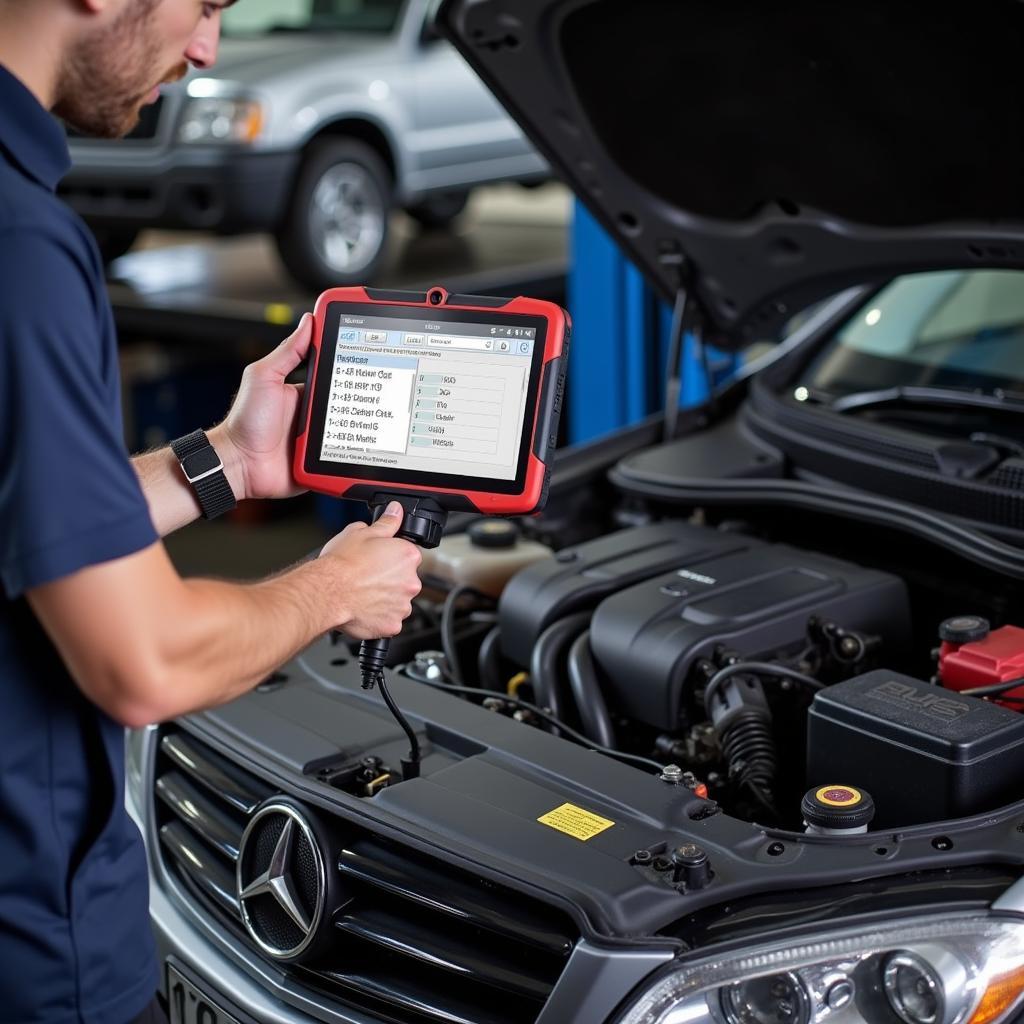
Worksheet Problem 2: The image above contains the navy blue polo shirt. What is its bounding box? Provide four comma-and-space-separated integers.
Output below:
0, 65, 160, 1022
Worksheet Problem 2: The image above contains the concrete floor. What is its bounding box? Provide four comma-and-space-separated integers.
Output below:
112, 182, 571, 308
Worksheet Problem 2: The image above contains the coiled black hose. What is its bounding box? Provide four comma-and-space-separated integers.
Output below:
566, 630, 617, 749
719, 707, 777, 803
529, 612, 590, 719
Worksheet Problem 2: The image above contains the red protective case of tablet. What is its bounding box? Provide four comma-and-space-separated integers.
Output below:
293, 285, 570, 514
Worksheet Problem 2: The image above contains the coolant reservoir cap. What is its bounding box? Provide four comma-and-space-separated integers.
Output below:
468, 519, 519, 549
939, 615, 991, 645
802, 785, 875, 831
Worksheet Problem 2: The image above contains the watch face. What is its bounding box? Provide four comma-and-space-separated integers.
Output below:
182, 445, 222, 479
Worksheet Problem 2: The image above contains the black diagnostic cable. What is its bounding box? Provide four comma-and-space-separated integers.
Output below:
357, 495, 448, 780
703, 660, 826, 712
410, 675, 665, 774
374, 671, 422, 780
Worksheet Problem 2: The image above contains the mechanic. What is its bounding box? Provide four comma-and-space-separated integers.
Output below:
0, 2, 424, 1021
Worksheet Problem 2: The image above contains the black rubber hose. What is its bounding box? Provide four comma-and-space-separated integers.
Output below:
440, 584, 490, 684
607, 469, 1024, 582
529, 612, 591, 719
413, 678, 664, 774
298, 649, 667, 775
703, 660, 825, 712
477, 625, 504, 691
962, 675, 1024, 698
566, 630, 617, 749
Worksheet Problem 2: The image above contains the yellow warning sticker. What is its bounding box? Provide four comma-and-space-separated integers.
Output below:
538, 803, 615, 841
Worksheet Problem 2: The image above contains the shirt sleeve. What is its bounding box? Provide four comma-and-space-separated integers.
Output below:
0, 228, 158, 596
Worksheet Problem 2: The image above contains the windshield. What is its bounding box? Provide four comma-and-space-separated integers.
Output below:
801, 270, 1024, 397
221, 0, 405, 35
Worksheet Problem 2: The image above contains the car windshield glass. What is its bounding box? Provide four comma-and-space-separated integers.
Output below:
221, 0, 405, 35
801, 270, 1024, 398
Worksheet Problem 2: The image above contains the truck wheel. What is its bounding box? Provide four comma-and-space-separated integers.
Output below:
405, 191, 469, 230
275, 138, 391, 292
90, 226, 140, 265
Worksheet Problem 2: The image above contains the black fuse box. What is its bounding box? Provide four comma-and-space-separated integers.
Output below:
807, 670, 1024, 828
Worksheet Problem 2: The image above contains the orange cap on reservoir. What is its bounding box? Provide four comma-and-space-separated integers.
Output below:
802, 784, 875, 833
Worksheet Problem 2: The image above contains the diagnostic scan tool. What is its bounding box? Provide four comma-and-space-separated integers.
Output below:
293, 286, 570, 774
294, 285, 570, 518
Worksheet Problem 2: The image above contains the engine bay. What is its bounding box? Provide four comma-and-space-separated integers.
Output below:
343, 510, 1024, 834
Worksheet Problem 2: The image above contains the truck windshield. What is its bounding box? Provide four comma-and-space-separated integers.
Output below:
221, 0, 405, 35
802, 270, 1024, 397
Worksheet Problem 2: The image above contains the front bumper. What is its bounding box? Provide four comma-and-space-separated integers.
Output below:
59, 148, 298, 234
149, 876, 671, 1024
129, 725, 672, 1024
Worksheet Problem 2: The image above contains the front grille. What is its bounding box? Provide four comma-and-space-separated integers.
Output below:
66, 96, 164, 141
154, 729, 578, 1024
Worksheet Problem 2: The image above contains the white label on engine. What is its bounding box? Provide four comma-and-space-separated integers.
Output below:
676, 568, 717, 585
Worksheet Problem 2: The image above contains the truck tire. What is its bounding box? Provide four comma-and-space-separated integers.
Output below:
90, 225, 140, 265
405, 190, 469, 230
275, 138, 391, 292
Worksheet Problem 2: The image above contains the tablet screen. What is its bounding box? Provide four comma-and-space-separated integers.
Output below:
304, 302, 548, 494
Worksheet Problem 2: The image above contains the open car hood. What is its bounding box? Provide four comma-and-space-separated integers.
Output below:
438, 0, 1024, 349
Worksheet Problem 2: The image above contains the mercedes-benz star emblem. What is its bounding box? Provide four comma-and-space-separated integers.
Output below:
236, 802, 326, 960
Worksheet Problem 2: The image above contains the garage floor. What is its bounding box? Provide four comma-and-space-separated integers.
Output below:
110, 182, 570, 313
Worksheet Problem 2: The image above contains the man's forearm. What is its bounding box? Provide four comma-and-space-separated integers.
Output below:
29, 545, 345, 728
149, 558, 341, 720
28, 507, 418, 728
132, 425, 245, 536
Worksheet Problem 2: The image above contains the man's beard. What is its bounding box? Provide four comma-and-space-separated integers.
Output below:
54, 1, 187, 139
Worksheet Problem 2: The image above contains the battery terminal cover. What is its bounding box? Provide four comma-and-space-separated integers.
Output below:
939, 620, 1024, 703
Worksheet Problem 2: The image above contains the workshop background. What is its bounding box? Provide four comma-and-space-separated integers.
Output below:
66, 0, 742, 578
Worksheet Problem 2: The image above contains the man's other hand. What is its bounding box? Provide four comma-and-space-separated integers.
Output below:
320, 501, 423, 639
213, 312, 314, 501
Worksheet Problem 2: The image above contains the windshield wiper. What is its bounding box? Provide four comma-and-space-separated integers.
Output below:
829, 385, 1024, 416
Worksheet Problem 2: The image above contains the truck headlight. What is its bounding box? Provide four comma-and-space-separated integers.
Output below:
178, 97, 264, 143
617, 916, 1024, 1024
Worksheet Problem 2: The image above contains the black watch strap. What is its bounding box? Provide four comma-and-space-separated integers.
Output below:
170, 429, 237, 520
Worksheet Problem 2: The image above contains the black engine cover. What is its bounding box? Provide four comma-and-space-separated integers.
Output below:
498, 522, 746, 665
590, 536, 909, 730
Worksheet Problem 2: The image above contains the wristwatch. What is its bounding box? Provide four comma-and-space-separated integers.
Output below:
169, 429, 237, 520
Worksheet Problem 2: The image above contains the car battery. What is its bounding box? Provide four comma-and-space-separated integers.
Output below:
807, 670, 1024, 828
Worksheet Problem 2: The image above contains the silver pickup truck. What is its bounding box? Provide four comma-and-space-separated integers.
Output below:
59, 0, 548, 290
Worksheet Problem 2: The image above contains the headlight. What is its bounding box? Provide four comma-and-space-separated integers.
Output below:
178, 97, 264, 143
618, 916, 1024, 1024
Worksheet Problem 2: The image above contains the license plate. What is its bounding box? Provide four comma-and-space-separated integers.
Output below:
167, 962, 243, 1024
